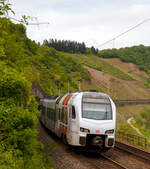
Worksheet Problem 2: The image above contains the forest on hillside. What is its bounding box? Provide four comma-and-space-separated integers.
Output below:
0, 1, 91, 168
43, 38, 99, 55
0, 17, 50, 169
99, 45, 150, 74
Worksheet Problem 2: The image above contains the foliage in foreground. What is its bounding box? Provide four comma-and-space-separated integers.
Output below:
0, 1, 47, 168
0, 12, 90, 168
0, 64, 46, 168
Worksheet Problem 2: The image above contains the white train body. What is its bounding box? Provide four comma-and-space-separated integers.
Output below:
40, 92, 116, 150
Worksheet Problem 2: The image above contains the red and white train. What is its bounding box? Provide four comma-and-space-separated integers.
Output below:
40, 91, 116, 151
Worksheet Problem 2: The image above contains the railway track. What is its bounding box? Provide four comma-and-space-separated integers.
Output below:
69, 146, 129, 169
115, 140, 150, 162
38, 122, 150, 169
67, 148, 127, 169
100, 153, 129, 169
114, 99, 150, 105
32, 82, 150, 106
87, 153, 129, 169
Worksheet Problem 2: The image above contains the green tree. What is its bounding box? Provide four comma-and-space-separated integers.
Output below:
0, 0, 14, 16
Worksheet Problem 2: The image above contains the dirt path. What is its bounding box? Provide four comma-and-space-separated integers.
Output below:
127, 117, 143, 136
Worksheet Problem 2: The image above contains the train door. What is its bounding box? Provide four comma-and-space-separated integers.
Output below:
68, 105, 78, 145
67, 105, 72, 143
55, 105, 60, 136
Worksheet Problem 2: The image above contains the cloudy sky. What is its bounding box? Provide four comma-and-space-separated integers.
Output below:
10, 0, 150, 49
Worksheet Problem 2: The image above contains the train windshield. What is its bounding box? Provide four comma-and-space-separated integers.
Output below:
82, 98, 112, 120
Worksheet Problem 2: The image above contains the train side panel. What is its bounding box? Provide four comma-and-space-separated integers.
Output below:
66, 93, 82, 146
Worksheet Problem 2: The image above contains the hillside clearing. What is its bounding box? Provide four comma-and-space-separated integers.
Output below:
102, 58, 149, 78
83, 65, 150, 100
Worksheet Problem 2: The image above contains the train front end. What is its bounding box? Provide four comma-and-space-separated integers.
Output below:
77, 92, 116, 150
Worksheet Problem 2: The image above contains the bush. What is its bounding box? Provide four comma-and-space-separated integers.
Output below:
135, 107, 150, 130
0, 65, 31, 106
0, 65, 43, 168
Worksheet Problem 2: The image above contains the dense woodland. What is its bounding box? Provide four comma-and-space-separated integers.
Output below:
99, 45, 150, 74
43, 38, 99, 55
0, 1, 90, 167
43, 39, 86, 53
0, 17, 47, 168
0, 18, 91, 168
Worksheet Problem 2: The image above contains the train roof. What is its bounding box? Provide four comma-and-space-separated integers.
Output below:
40, 91, 109, 103
82, 91, 108, 99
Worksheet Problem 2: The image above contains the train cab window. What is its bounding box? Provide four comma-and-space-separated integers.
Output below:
72, 106, 76, 119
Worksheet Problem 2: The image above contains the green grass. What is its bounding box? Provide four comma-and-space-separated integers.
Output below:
137, 76, 150, 88
117, 104, 150, 124
131, 117, 150, 139
116, 105, 150, 142
67, 53, 133, 80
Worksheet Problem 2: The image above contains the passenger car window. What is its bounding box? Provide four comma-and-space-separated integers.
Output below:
58, 108, 61, 120
72, 106, 76, 119
62, 108, 65, 123
69, 107, 72, 118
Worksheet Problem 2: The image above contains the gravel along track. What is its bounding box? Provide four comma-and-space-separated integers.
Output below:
38, 122, 93, 169
115, 140, 150, 161
104, 148, 150, 169
38, 122, 150, 169
68, 147, 128, 169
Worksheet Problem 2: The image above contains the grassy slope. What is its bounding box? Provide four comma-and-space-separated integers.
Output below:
66, 53, 150, 100
29, 47, 90, 95
63, 53, 150, 137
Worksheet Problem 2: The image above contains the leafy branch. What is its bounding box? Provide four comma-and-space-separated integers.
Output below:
21, 15, 31, 25
0, 0, 14, 16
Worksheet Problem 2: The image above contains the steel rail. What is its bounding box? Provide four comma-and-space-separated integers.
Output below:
115, 141, 150, 162
114, 99, 150, 105
100, 153, 129, 169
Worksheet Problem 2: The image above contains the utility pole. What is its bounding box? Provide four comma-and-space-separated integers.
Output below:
57, 81, 61, 96
78, 81, 81, 91
107, 80, 110, 96
58, 88, 61, 96
112, 38, 115, 48
68, 81, 70, 93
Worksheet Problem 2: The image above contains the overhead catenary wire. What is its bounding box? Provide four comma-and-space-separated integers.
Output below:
9, 16, 20, 22
98, 18, 150, 48
27, 22, 50, 25
8, 16, 50, 25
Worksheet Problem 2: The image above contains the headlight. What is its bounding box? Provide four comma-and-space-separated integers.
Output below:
105, 129, 114, 134
80, 127, 90, 133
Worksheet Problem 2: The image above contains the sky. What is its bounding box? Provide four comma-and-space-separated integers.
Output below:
9, 0, 150, 49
